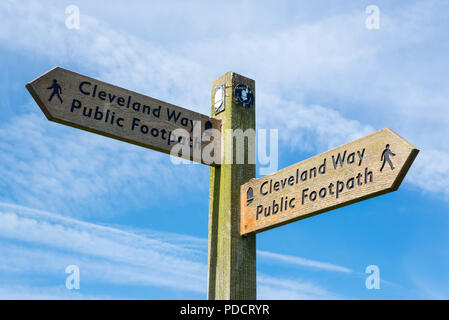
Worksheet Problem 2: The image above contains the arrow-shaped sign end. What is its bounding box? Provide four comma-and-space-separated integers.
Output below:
25, 66, 65, 122
25, 82, 54, 122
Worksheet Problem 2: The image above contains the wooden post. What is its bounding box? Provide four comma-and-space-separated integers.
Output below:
207, 72, 256, 300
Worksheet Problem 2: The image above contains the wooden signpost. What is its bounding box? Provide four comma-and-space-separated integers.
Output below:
26, 67, 418, 300
240, 128, 419, 235
208, 72, 256, 300
26, 67, 221, 164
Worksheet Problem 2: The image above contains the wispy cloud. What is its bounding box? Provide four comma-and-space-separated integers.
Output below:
258, 250, 352, 273
0, 201, 352, 299
0, 285, 98, 300
258, 94, 375, 152
0, 111, 206, 216
258, 274, 342, 300
0, 201, 207, 294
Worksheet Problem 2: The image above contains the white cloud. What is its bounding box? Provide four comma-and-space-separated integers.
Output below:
257, 250, 352, 273
0, 201, 207, 295
0, 111, 207, 216
0, 244, 205, 295
407, 149, 449, 199
258, 93, 375, 152
258, 274, 341, 300
0, 201, 353, 299
0, 285, 99, 300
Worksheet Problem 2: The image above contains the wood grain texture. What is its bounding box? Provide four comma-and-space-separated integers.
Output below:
207, 72, 256, 300
240, 128, 419, 235
26, 67, 222, 165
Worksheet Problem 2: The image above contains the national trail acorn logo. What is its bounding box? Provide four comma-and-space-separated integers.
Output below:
247, 187, 254, 205
234, 84, 253, 108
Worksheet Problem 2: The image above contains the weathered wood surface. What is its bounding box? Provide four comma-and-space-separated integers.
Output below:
26, 67, 221, 165
208, 72, 256, 300
240, 128, 419, 235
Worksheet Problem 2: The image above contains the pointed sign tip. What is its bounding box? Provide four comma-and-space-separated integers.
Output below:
390, 147, 419, 191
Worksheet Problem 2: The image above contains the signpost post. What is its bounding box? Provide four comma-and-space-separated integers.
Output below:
26, 67, 419, 300
207, 72, 256, 299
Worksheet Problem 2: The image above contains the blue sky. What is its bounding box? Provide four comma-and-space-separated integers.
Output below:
1, 0, 449, 299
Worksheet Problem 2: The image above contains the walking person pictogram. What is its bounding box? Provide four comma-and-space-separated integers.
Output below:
380, 144, 395, 172
47, 79, 63, 103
